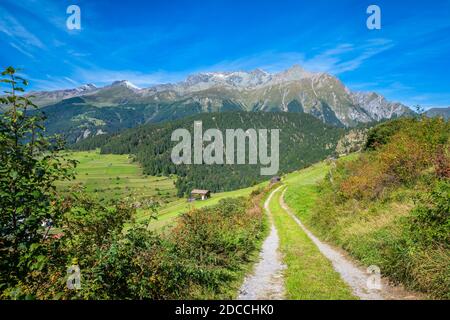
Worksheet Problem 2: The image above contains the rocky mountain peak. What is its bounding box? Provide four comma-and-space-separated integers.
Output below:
75, 83, 97, 92
110, 80, 140, 90
250, 68, 268, 76
183, 69, 272, 90
274, 64, 315, 82
30, 64, 414, 129
350, 91, 412, 121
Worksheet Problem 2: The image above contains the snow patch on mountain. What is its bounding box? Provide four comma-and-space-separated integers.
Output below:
30, 65, 413, 127
180, 69, 272, 92
110, 80, 141, 90
75, 83, 97, 92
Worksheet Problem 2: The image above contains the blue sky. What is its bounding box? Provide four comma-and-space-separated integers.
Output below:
0, 0, 449, 109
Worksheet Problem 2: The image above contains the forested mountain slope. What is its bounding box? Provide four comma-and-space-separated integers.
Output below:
73, 112, 346, 195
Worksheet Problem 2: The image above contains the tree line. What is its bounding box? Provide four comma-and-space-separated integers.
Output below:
73, 112, 345, 196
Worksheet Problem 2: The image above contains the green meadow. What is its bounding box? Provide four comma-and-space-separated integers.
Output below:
140, 180, 270, 230
61, 151, 353, 232
59, 150, 178, 203
61, 150, 270, 231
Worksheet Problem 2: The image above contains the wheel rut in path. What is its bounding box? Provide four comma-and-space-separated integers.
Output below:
280, 188, 423, 300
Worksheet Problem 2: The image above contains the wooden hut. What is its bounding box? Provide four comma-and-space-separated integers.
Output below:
190, 189, 211, 201
270, 176, 281, 184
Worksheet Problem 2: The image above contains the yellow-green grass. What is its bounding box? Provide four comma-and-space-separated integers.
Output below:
59, 150, 177, 203
145, 155, 354, 231
283, 153, 443, 299
283, 154, 358, 224
283, 164, 328, 225
270, 187, 356, 300
60, 150, 271, 231
283, 156, 425, 293
282, 153, 412, 256
142, 181, 269, 230
283, 162, 328, 186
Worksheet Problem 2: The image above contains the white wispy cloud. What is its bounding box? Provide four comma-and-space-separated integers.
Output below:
0, 8, 45, 49
9, 42, 35, 59
294, 39, 394, 75
63, 77, 79, 86
1, 0, 68, 32
202, 39, 394, 76
31, 38, 396, 90
73, 67, 188, 87
27, 77, 74, 92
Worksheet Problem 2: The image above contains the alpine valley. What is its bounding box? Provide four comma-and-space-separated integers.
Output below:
28, 65, 413, 143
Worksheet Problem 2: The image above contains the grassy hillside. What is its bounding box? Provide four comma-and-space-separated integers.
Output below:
58, 150, 177, 203
58, 150, 270, 231
285, 117, 449, 299
270, 187, 356, 299
73, 112, 346, 196
143, 182, 269, 230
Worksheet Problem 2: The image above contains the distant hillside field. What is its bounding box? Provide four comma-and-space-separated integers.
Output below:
57, 150, 270, 231
142, 181, 269, 231
58, 150, 177, 203
72, 112, 348, 195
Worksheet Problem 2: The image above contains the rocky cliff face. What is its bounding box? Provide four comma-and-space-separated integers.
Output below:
29, 84, 97, 107
425, 107, 450, 120
350, 91, 411, 122
149, 65, 412, 126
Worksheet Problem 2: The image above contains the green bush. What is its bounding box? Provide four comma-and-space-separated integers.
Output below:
310, 117, 450, 298
11, 195, 264, 300
364, 118, 414, 150
0, 67, 77, 297
0, 68, 267, 300
407, 180, 450, 246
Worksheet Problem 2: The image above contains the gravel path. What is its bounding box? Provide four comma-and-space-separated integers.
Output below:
238, 186, 286, 300
280, 188, 423, 300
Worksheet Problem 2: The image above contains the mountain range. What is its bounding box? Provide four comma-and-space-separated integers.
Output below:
28, 65, 414, 143
425, 107, 450, 120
